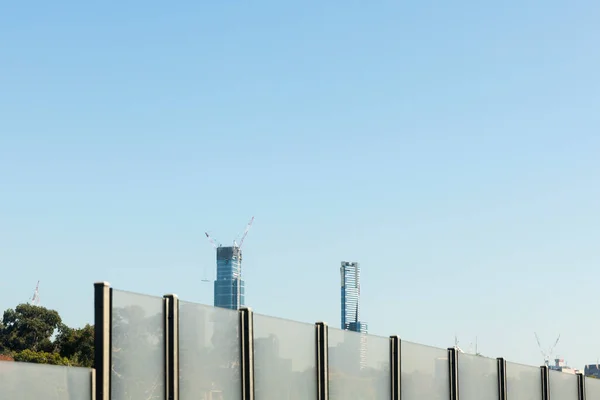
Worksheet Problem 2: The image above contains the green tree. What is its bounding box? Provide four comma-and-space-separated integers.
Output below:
0, 303, 94, 367
54, 323, 95, 368
0, 320, 6, 354
0, 304, 62, 353
12, 349, 71, 365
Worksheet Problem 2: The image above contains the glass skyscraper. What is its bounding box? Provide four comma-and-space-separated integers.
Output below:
347, 321, 368, 334
214, 246, 245, 310
340, 261, 366, 332
340, 261, 368, 369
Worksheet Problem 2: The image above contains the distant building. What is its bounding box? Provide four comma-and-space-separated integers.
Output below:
340, 261, 367, 333
214, 246, 245, 310
340, 261, 368, 370
549, 358, 578, 374
347, 321, 368, 334
585, 364, 600, 378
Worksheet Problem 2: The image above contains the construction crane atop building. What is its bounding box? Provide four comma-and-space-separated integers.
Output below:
235, 216, 254, 250
203, 232, 220, 282
202, 217, 254, 309
30, 281, 40, 306
535, 332, 561, 366
204, 232, 221, 250
204, 216, 254, 252
203, 215, 255, 311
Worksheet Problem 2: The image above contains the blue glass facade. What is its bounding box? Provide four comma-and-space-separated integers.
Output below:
341, 261, 369, 370
340, 261, 367, 332
214, 246, 245, 310
347, 321, 368, 334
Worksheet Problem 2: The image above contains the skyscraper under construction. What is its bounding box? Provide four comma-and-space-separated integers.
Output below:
205, 217, 254, 310
214, 245, 245, 310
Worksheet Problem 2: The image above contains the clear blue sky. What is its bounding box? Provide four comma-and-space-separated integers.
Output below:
1, 1, 599, 369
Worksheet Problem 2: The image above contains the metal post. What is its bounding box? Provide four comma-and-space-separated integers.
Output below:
315, 322, 329, 400
90, 368, 96, 400
163, 294, 179, 400
540, 365, 550, 400
448, 347, 459, 400
390, 336, 401, 400
239, 307, 255, 400
577, 372, 586, 400
497, 358, 507, 400
94, 282, 111, 400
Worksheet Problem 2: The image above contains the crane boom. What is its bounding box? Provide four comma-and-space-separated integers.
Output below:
534, 332, 561, 366
549, 335, 561, 355
238, 216, 254, 249
205, 232, 221, 249
30, 281, 40, 306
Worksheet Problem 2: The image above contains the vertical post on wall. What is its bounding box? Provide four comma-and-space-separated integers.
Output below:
315, 322, 329, 400
91, 368, 96, 400
540, 365, 550, 400
497, 358, 507, 400
389, 336, 401, 400
94, 282, 112, 400
163, 294, 179, 400
577, 372, 586, 400
239, 307, 255, 400
448, 347, 459, 400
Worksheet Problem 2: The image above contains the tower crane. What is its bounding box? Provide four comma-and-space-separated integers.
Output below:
30, 281, 40, 306
232, 216, 253, 309
202, 232, 222, 282
236, 216, 254, 250
535, 332, 560, 366
204, 232, 221, 249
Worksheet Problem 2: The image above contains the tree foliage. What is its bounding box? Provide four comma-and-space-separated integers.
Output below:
54, 323, 95, 367
1, 304, 61, 353
12, 349, 71, 365
0, 303, 93, 367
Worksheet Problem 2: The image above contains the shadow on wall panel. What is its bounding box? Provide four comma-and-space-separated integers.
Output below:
0, 361, 91, 399
457, 353, 498, 400
400, 341, 449, 400
111, 290, 165, 400
506, 362, 542, 400
179, 301, 241, 400
328, 328, 390, 400
253, 314, 317, 400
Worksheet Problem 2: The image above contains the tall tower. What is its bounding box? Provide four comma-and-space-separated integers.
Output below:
206, 217, 254, 311
340, 261, 360, 330
340, 261, 368, 370
214, 246, 245, 310
340, 261, 368, 334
